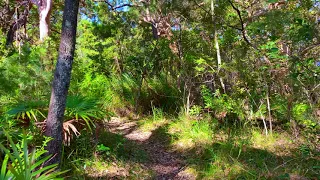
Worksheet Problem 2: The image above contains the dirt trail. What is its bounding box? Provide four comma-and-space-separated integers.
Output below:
106, 117, 194, 180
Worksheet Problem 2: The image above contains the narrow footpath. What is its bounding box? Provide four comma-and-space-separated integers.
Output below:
105, 117, 194, 180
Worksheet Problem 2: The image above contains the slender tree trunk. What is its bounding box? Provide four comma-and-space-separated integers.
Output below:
6, 4, 31, 46
5, 0, 52, 45
38, 0, 52, 41
186, 88, 191, 115
45, 0, 79, 166
215, 33, 226, 93
135, 71, 145, 112
266, 89, 272, 135
211, 0, 226, 93
260, 111, 268, 136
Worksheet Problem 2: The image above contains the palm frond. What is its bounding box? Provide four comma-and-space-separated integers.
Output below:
65, 95, 105, 132
7, 100, 47, 123
0, 129, 66, 179
63, 120, 80, 146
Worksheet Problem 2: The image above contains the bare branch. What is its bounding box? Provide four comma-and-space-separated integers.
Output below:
94, 0, 140, 10
300, 42, 320, 56
228, 0, 253, 47
6, 3, 32, 45
104, 0, 133, 10
30, 0, 39, 6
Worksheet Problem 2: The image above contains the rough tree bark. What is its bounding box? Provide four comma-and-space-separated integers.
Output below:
45, 0, 79, 165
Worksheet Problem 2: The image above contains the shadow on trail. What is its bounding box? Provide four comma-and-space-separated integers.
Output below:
179, 138, 319, 179
64, 118, 189, 179
141, 126, 189, 179
63, 119, 320, 180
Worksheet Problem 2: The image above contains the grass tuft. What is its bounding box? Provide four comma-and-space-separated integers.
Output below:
168, 115, 213, 151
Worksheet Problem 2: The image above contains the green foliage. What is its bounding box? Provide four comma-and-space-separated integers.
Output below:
169, 116, 213, 151
1, 0, 320, 178
112, 74, 139, 106
0, 44, 52, 98
260, 41, 287, 60
270, 95, 288, 122
96, 144, 111, 156
0, 130, 66, 179
201, 87, 245, 121
4, 95, 105, 131
65, 95, 105, 131
292, 103, 317, 129
202, 88, 229, 112
189, 105, 202, 117
143, 74, 182, 112
7, 100, 47, 122
151, 106, 164, 121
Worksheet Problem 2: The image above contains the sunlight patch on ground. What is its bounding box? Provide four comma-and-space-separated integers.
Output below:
83, 158, 153, 179
177, 167, 198, 180
250, 129, 296, 156
125, 130, 153, 142
84, 159, 128, 178
138, 117, 168, 132
173, 138, 195, 151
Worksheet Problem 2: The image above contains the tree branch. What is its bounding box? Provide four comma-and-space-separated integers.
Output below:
192, 0, 210, 15
94, 0, 138, 10
105, 0, 133, 10
300, 42, 320, 56
6, 3, 32, 46
228, 0, 253, 47
30, 0, 39, 6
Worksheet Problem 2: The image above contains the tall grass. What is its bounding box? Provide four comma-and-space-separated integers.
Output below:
168, 115, 213, 151
75, 71, 182, 115
138, 107, 168, 132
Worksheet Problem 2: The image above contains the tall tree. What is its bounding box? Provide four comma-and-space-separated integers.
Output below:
45, 0, 79, 165
2, 0, 53, 45
36, 0, 53, 41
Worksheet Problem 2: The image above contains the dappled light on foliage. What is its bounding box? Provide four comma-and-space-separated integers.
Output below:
0, 0, 319, 179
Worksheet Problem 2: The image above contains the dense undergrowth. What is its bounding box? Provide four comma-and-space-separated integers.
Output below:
0, 37, 319, 179
52, 112, 319, 179
167, 116, 319, 179
1, 1, 320, 179
1, 43, 319, 179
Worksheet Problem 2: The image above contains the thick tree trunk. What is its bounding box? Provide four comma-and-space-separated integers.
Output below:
45, 0, 79, 166
38, 0, 52, 41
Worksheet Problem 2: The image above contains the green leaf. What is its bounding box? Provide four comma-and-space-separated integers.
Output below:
0, 155, 10, 180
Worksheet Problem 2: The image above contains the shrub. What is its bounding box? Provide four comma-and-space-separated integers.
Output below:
293, 103, 317, 129
0, 130, 66, 179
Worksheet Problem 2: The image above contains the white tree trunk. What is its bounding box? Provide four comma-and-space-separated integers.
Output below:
266, 90, 272, 135
39, 0, 52, 41
211, 0, 226, 93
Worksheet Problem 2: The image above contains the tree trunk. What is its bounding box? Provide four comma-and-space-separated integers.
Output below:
45, 0, 79, 166
5, 0, 52, 45
266, 89, 272, 135
5, 3, 31, 46
38, 0, 52, 41
211, 0, 226, 93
